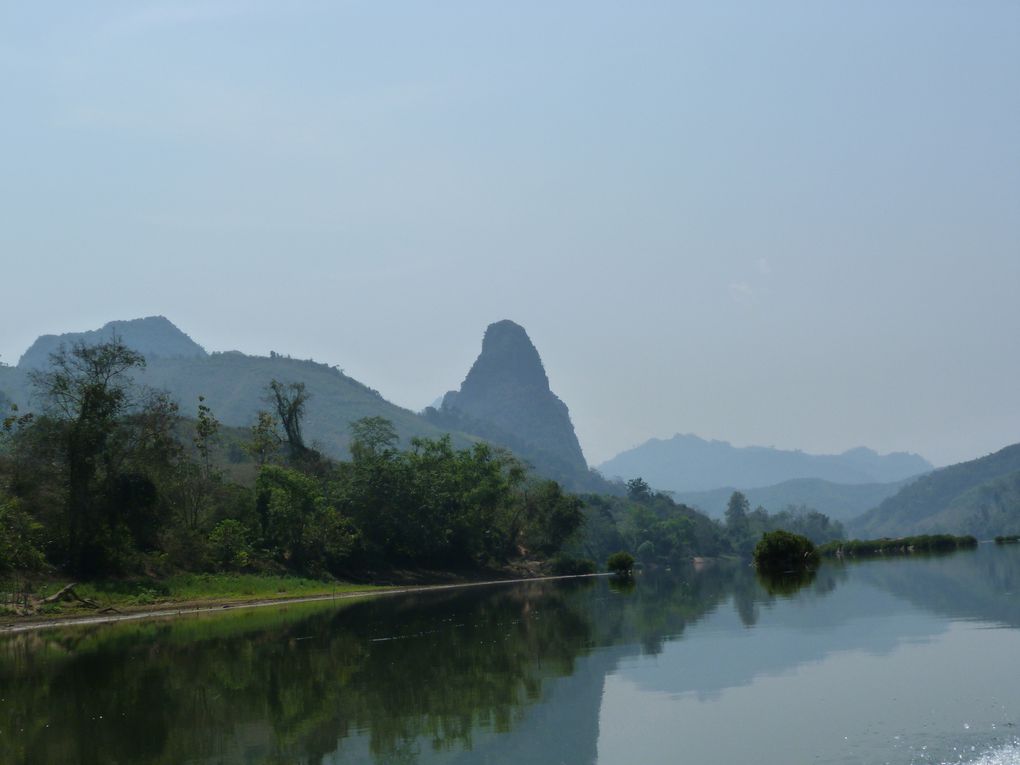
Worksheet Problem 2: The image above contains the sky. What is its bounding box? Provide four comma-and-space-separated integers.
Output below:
1, 1, 1018, 468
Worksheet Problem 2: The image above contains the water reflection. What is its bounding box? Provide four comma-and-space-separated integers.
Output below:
2, 545, 1020, 764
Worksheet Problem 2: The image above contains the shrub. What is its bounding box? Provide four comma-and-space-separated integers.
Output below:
753, 530, 819, 572
208, 520, 253, 570
607, 551, 635, 576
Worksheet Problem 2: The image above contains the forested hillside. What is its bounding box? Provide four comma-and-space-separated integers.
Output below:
675, 477, 913, 523
852, 443, 1020, 538
5, 318, 473, 460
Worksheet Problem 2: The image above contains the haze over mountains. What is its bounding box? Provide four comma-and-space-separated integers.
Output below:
5, 315, 1019, 537
1, 317, 463, 460
17, 316, 208, 369
852, 444, 1020, 539
598, 434, 931, 493
1, 316, 603, 490
672, 478, 916, 524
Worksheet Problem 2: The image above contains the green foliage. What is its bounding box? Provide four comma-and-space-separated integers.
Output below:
0, 340, 730, 588
27, 338, 181, 576
0, 496, 46, 573
255, 464, 357, 574
208, 519, 252, 570
725, 491, 750, 532
995, 535, 1020, 544
627, 477, 652, 502
575, 486, 726, 566
193, 395, 221, 478
636, 539, 656, 563
753, 530, 820, 572
818, 534, 978, 558
853, 443, 1020, 538
607, 551, 635, 575
245, 410, 282, 467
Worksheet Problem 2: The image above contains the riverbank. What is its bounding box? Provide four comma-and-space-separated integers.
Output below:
0, 570, 608, 634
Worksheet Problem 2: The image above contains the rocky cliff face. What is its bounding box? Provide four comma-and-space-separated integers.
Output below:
429, 320, 590, 486
17, 316, 208, 369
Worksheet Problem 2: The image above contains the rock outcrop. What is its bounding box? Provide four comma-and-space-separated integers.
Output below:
427, 320, 590, 487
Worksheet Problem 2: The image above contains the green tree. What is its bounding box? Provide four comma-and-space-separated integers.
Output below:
0, 496, 46, 573
245, 410, 281, 467
725, 491, 750, 532
753, 529, 819, 572
30, 339, 177, 575
626, 477, 652, 502
349, 416, 398, 460
208, 519, 252, 569
193, 396, 221, 479
255, 464, 357, 573
607, 550, 635, 575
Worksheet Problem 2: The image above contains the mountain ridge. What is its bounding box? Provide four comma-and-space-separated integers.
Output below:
673, 476, 918, 523
852, 442, 1020, 538
18, 316, 208, 369
598, 433, 932, 493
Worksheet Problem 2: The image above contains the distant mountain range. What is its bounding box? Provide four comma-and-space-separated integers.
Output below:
852, 443, 1020, 538
673, 477, 915, 523
597, 434, 932, 494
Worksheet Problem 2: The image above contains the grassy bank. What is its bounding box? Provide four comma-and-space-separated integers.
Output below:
1, 573, 382, 618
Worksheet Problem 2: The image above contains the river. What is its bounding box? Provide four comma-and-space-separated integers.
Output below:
4, 544, 1020, 764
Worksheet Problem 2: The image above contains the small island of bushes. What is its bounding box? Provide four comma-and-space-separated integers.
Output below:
752, 530, 819, 573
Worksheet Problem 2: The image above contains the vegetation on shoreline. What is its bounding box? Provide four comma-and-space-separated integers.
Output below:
818, 534, 978, 558
0, 340, 861, 621
995, 535, 1020, 544
1, 573, 382, 617
752, 530, 820, 572
0, 340, 586, 612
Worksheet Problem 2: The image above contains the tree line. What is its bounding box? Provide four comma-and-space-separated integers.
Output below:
0, 339, 848, 583
0, 339, 583, 579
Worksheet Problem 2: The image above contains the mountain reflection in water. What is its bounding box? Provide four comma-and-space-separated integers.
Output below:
4, 545, 1020, 764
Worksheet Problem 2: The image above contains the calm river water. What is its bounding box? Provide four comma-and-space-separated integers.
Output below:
4, 544, 1020, 764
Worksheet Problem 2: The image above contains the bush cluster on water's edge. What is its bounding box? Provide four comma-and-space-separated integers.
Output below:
818, 534, 978, 558
995, 535, 1020, 545
752, 530, 819, 572
607, 551, 635, 576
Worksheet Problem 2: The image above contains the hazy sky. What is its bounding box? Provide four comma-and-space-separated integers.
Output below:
2, 1, 1018, 468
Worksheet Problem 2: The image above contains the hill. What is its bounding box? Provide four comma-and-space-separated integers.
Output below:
424, 320, 605, 491
4, 319, 474, 460
18, 316, 208, 369
673, 477, 913, 523
598, 433, 931, 493
852, 443, 1020, 538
